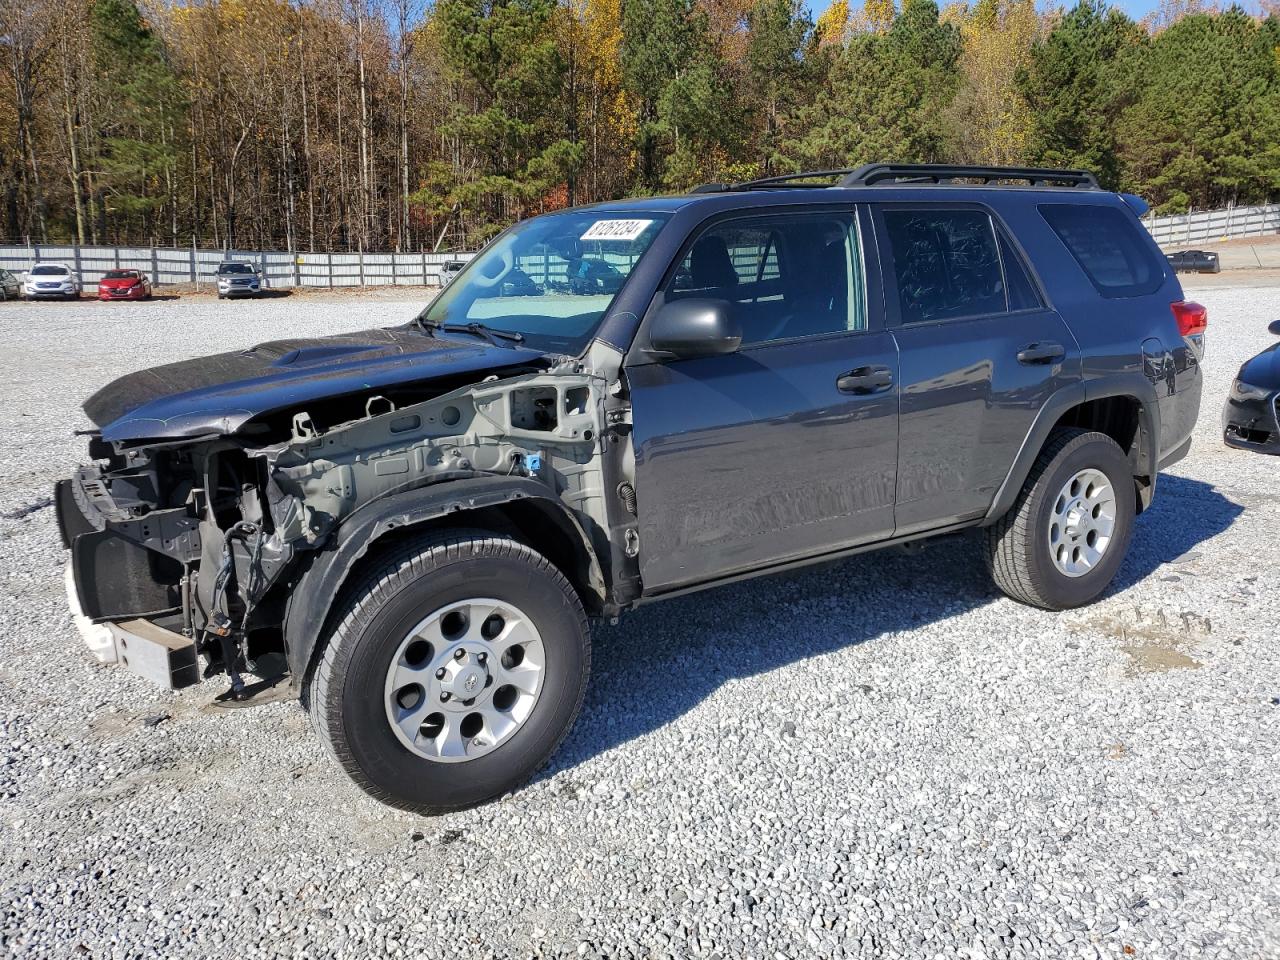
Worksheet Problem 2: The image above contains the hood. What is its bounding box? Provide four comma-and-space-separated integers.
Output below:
1238, 341, 1280, 391
85, 326, 549, 443
99, 276, 142, 288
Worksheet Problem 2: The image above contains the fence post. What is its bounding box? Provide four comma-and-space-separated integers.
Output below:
422, 249, 428, 286
292, 249, 301, 288
358, 245, 365, 287
73, 244, 82, 284
327, 251, 333, 289
190, 236, 197, 287
151, 246, 158, 286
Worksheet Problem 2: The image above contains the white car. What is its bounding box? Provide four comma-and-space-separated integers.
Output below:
24, 262, 81, 300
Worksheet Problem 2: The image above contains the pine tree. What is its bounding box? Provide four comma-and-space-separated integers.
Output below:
1017, 0, 1143, 189
788, 0, 960, 169
90, 0, 184, 239
1117, 9, 1280, 210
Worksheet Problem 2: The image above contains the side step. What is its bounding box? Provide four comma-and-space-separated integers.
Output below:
109, 619, 200, 689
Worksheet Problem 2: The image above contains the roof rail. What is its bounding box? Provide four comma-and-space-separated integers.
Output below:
689, 170, 857, 194
840, 163, 1100, 189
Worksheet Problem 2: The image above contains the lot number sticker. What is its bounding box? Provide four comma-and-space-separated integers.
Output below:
580, 219, 653, 242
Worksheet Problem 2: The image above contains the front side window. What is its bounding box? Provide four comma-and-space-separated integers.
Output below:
665, 211, 866, 346
881, 209, 1009, 323
422, 210, 672, 354
1040, 203, 1163, 298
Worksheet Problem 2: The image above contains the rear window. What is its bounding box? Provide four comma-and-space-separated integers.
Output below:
1039, 204, 1163, 298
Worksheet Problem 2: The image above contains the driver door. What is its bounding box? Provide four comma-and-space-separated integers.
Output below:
625, 207, 900, 592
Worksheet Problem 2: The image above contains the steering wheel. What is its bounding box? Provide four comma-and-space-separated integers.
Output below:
470, 245, 515, 289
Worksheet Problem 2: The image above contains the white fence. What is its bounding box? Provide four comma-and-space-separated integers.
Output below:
2, 201, 1278, 291
0, 244, 475, 291
1144, 203, 1280, 247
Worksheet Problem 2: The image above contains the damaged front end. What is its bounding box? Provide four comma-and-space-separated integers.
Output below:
59, 340, 633, 703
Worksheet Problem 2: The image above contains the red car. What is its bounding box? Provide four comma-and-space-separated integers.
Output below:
97, 270, 153, 301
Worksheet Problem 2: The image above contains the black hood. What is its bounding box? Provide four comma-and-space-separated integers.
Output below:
1238, 340, 1280, 391
85, 326, 549, 443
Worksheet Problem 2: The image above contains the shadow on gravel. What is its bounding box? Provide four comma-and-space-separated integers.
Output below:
547, 474, 1242, 777
1111, 474, 1243, 592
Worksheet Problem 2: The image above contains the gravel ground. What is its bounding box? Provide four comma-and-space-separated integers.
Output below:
1, 288, 1278, 960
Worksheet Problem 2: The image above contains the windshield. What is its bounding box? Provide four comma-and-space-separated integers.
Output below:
104, 270, 138, 280
218, 263, 254, 275
31, 265, 67, 276
421, 210, 672, 353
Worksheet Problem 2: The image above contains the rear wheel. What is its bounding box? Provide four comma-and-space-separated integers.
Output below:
984, 428, 1136, 610
307, 529, 590, 813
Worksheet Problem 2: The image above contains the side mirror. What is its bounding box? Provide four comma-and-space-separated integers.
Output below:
1269, 319, 1280, 337
648, 298, 742, 359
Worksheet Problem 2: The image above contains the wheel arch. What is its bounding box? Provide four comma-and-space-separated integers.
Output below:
983, 376, 1160, 525
282, 477, 607, 688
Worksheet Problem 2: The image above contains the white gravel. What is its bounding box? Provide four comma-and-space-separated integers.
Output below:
1, 286, 1278, 960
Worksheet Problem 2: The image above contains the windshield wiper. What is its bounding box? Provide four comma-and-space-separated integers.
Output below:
416, 318, 525, 346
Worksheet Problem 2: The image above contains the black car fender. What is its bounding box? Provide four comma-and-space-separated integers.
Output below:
982, 374, 1161, 524
281, 475, 606, 686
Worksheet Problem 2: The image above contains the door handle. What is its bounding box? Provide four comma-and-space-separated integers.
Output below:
1017, 341, 1066, 365
836, 365, 894, 394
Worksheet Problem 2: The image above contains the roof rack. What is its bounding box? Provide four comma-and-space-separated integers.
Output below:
688, 163, 1099, 194
689, 170, 857, 193
841, 163, 1099, 188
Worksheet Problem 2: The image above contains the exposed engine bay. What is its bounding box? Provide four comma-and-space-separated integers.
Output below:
59, 343, 636, 701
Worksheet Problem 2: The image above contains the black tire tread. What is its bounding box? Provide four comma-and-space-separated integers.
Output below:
983, 427, 1121, 609
305, 528, 590, 813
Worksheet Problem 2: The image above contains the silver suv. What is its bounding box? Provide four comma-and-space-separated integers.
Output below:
24, 262, 81, 299
215, 261, 263, 299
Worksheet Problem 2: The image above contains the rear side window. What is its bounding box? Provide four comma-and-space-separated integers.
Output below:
1039, 204, 1163, 298
881, 209, 1009, 323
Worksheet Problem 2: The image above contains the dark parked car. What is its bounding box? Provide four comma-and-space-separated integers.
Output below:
1223, 319, 1280, 453
0, 269, 20, 300
1166, 249, 1221, 274
59, 163, 1204, 813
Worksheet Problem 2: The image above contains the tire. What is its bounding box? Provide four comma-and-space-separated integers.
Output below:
983, 428, 1136, 611
306, 529, 591, 813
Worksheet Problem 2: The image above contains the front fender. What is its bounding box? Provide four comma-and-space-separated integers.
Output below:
281, 476, 604, 686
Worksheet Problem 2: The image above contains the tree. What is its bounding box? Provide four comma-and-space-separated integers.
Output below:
90, 0, 185, 241
945, 0, 1037, 165
619, 0, 736, 190
1018, 0, 1143, 189
788, 0, 960, 169
1116, 9, 1280, 211
745, 0, 813, 175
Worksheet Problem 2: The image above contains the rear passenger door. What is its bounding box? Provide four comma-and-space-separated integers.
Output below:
872, 203, 1082, 535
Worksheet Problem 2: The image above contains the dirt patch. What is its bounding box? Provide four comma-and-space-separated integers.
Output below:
1069, 605, 1211, 676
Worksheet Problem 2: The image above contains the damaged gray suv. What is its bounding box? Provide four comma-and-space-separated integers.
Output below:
59, 165, 1204, 812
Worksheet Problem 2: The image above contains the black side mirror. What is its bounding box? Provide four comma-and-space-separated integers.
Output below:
648, 298, 742, 359
1269, 319, 1280, 337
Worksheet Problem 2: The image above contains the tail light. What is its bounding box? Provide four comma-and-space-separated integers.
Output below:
1172, 300, 1207, 337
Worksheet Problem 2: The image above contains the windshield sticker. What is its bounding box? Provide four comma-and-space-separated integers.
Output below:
580, 219, 654, 242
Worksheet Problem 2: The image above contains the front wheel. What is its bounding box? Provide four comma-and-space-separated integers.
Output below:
984, 428, 1136, 610
307, 530, 591, 813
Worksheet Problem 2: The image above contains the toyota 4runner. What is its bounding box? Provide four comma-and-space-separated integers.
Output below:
58, 164, 1205, 812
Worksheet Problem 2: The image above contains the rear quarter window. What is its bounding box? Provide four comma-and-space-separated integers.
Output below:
1039, 203, 1164, 298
